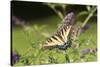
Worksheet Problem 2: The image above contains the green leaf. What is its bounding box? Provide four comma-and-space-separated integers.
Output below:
77, 11, 88, 17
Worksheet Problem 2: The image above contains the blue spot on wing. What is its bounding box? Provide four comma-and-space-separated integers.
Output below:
56, 40, 72, 50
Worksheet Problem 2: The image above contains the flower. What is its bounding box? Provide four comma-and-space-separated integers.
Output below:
80, 24, 91, 33
80, 48, 91, 58
81, 48, 90, 55
11, 51, 20, 65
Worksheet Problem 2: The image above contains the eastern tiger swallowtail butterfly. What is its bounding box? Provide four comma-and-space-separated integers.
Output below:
44, 12, 75, 50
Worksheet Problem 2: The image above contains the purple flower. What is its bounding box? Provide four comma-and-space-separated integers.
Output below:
81, 48, 90, 55
12, 51, 20, 65
64, 12, 75, 25
80, 24, 91, 33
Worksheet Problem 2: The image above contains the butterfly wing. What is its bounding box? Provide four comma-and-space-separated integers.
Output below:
44, 12, 75, 49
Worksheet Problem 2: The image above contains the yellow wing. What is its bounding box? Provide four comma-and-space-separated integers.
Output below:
44, 12, 75, 49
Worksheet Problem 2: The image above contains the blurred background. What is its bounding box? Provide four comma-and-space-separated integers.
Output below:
11, 1, 97, 66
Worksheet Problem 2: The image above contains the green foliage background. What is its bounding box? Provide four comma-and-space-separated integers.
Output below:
12, 1, 97, 66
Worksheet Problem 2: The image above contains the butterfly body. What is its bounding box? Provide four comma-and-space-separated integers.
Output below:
56, 41, 71, 50
44, 12, 75, 50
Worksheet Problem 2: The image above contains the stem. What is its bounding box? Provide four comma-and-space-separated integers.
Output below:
81, 7, 97, 28
47, 4, 64, 20
22, 28, 32, 45
21, 26, 34, 57
62, 4, 66, 17
63, 50, 70, 63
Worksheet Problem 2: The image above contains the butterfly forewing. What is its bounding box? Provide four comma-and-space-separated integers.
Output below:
44, 12, 75, 49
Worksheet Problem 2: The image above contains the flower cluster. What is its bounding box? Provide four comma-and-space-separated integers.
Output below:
11, 51, 20, 65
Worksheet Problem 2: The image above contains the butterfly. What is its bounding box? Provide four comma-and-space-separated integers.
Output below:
44, 12, 76, 50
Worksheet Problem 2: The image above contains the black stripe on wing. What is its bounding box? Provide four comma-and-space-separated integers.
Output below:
44, 12, 75, 50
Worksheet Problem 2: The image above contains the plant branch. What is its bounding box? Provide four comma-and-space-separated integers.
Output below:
81, 7, 97, 28
47, 4, 64, 20
63, 50, 70, 63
